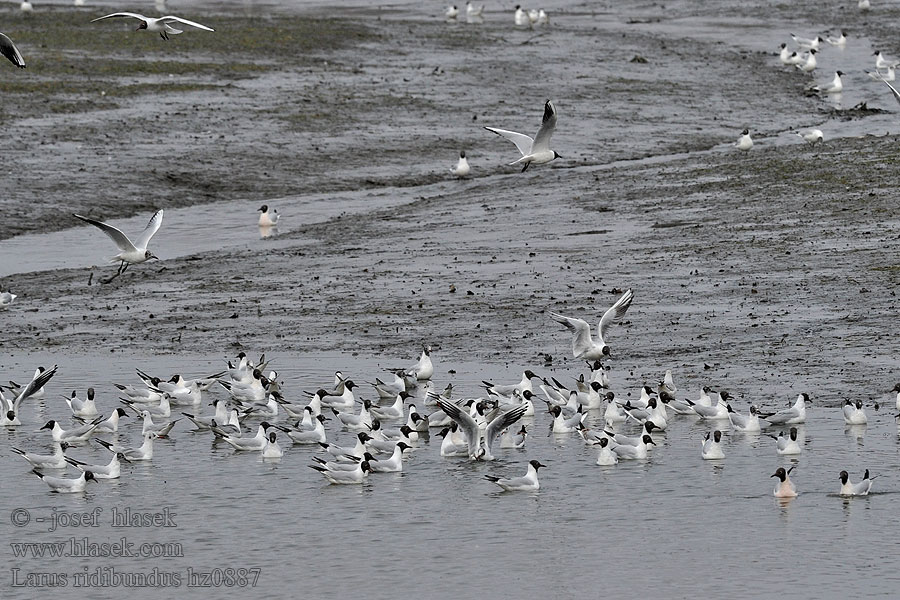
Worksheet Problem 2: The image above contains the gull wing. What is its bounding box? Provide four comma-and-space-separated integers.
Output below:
74, 214, 137, 253
549, 312, 593, 357
880, 77, 900, 108
437, 399, 479, 457
484, 404, 527, 451
484, 126, 534, 157
13, 365, 58, 412
133, 209, 164, 250
0, 33, 26, 69
91, 12, 149, 23
159, 16, 215, 31
531, 100, 557, 152
598, 288, 634, 342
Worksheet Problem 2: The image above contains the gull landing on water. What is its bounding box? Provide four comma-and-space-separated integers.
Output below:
91, 13, 215, 40
484, 99, 561, 172
74, 209, 163, 282
549, 288, 634, 360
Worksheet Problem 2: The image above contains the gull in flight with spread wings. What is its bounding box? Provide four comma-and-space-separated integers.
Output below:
549, 289, 634, 360
74, 210, 163, 280
91, 12, 214, 40
484, 100, 561, 172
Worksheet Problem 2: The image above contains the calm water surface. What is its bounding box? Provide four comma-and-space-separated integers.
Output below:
2, 350, 900, 599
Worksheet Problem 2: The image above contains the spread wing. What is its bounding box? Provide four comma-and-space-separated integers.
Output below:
91, 12, 149, 23
437, 399, 479, 457
159, 16, 215, 31
484, 405, 527, 451
134, 209, 163, 250
484, 126, 533, 156
0, 33, 26, 69
880, 77, 900, 107
549, 312, 593, 356
598, 288, 634, 342
74, 214, 136, 252
14, 365, 58, 411
531, 100, 557, 152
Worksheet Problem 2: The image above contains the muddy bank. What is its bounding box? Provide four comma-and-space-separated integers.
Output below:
1, 3, 899, 406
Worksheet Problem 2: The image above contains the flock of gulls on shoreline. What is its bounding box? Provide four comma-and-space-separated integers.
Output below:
735, 16, 900, 150
4, 288, 900, 498
0, 3, 897, 505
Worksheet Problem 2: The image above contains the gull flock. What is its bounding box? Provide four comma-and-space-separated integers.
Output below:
739, 23, 900, 149
5, 290, 899, 499
0, 2, 897, 507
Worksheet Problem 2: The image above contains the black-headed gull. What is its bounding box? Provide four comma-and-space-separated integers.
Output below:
769, 427, 801, 455
726, 404, 761, 433
309, 459, 371, 484
549, 288, 634, 360
445, 5, 458, 20
825, 31, 847, 47
594, 438, 618, 465
11, 442, 70, 469
795, 129, 823, 144
791, 33, 824, 50
91, 13, 215, 40
735, 128, 753, 151
841, 399, 867, 425
451, 150, 470, 177
795, 49, 817, 73
778, 43, 792, 66
96, 432, 157, 461
772, 466, 797, 498
262, 432, 283, 458
258, 204, 279, 227
0, 290, 16, 309
808, 71, 843, 94
485, 459, 545, 491
2, 365, 58, 426
701, 430, 725, 460
839, 469, 875, 496
74, 209, 162, 276
866, 66, 895, 81
484, 100, 561, 172
437, 399, 526, 460
514, 5, 528, 26
65, 452, 128, 479
32, 469, 95, 493
611, 434, 655, 460
0, 33, 25, 68
759, 393, 809, 424
367, 442, 411, 472
874, 51, 899, 70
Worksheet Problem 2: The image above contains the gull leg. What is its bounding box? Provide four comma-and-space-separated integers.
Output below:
521, 162, 530, 173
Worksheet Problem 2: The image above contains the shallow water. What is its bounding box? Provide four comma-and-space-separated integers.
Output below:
3, 352, 900, 599
4, 0, 900, 597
